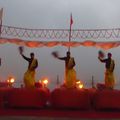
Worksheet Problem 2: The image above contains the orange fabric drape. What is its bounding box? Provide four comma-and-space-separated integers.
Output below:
0, 38, 120, 50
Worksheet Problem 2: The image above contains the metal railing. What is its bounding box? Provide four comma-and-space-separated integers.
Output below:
1, 25, 120, 41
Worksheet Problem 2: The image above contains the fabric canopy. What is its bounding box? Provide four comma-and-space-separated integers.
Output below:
0, 38, 120, 50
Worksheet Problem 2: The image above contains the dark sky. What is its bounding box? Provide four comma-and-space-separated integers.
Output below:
0, 0, 120, 90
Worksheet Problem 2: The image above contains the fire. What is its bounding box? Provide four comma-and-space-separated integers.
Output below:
76, 80, 84, 89
76, 81, 81, 84
7, 77, 15, 83
78, 84, 83, 89
10, 78, 15, 83
43, 79, 48, 85
7, 76, 15, 87
39, 78, 49, 88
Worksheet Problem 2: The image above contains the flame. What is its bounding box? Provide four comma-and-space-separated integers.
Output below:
39, 78, 49, 87
78, 84, 83, 89
76, 81, 81, 84
43, 79, 48, 85
76, 80, 84, 89
10, 78, 15, 83
7, 77, 15, 83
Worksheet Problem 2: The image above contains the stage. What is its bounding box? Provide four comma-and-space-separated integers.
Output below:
0, 108, 120, 119
0, 87, 120, 119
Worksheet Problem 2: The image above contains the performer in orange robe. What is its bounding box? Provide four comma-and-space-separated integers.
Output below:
53, 51, 76, 88
98, 52, 115, 89
19, 47, 38, 88
65, 57, 76, 88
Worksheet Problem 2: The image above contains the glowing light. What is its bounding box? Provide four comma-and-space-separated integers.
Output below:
7, 76, 15, 87
76, 81, 81, 84
10, 77, 15, 83
76, 80, 84, 89
7, 77, 15, 83
78, 84, 83, 89
43, 79, 48, 85
40, 78, 49, 88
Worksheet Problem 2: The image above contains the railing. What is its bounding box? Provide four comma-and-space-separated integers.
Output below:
1, 25, 120, 41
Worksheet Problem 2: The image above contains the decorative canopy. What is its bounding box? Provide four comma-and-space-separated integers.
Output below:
1, 25, 120, 39
0, 25, 120, 50
0, 38, 119, 50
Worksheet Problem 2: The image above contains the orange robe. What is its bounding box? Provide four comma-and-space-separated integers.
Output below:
105, 59, 115, 89
24, 59, 37, 88
65, 57, 76, 88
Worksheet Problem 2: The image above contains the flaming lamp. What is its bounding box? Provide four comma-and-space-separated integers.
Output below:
7, 76, 15, 87
42, 78, 48, 88
76, 80, 84, 89
39, 78, 48, 88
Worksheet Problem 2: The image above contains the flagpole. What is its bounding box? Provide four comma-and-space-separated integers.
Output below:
0, 8, 3, 38
0, 17, 2, 38
68, 13, 73, 52
68, 23, 71, 52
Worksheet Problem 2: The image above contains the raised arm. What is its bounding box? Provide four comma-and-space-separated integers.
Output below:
98, 57, 106, 63
21, 54, 31, 62
58, 57, 66, 61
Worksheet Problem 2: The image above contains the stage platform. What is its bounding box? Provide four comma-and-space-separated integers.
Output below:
0, 87, 120, 119
0, 108, 120, 119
